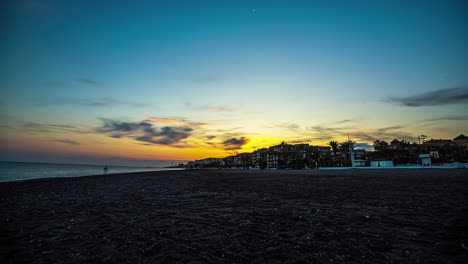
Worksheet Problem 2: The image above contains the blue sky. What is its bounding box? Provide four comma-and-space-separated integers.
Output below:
1, 0, 467, 165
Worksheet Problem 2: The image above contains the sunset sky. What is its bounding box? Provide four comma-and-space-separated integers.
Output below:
1, 0, 467, 166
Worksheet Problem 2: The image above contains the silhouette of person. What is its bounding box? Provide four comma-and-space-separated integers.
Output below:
104, 166, 108, 174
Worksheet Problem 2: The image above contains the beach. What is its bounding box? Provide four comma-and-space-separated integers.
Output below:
1, 169, 467, 263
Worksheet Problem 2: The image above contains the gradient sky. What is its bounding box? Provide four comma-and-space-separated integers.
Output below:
1, 0, 467, 166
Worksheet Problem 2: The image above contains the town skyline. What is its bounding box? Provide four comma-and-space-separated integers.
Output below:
187, 134, 468, 168
1, 0, 467, 166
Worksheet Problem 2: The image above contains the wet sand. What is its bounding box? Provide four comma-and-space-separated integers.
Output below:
1, 169, 467, 263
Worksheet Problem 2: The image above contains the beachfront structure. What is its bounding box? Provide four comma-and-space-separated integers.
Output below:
317, 146, 331, 153
238, 153, 253, 167
354, 159, 366, 167
390, 139, 401, 149
252, 149, 268, 169
424, 139, 455, 147
353, 149, 366, 159
188, 134, 466, 168
370, 160, 394, 167
224, 155, 240, 167
188, 158, 224, 168
419, 154, 431, 166
265, 143, 312, 168
266, 144, 286, 168
429, 151, 440, 159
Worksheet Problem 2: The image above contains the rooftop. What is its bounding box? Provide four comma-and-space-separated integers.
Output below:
453, 134, 468, 140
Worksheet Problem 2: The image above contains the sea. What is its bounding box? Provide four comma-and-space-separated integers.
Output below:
0, 161, 183, 182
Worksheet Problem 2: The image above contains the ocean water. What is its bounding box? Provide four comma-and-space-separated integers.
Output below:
0, 161, 183, 182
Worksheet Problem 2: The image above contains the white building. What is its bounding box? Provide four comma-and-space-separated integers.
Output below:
419, 154, 431, 166
370, 161, 394, 167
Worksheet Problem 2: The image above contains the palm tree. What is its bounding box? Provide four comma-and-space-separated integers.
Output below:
338, 140, 356, 167
373, 140, 388, 152
328, 140, 339, 166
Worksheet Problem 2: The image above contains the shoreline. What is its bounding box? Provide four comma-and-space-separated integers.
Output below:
1, 169, 467, 263
0, 167, 184, 184
2, 167, 465, 184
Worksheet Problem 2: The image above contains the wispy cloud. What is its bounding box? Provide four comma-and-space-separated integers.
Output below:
97, 118, 193, 146
216, 127, 244, 133
19, 121, 91, 134
34, 97, 152, 107
424, 115, 468, 122
51, 139, 80, 145
348, 131, 417, 143
265, 122, 300, 131
197, 105, 237, 112
333, 119, 354, 124
375, 126, 404, 133
386, 86, 468, 107
306, 125, 350, 141
145, 116, 208, 127
303, 122, 417, 143
77, 78, 100, 86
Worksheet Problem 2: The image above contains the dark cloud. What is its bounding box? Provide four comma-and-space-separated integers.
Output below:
77, 79, 100, 86
386, 86, 468, 107
97, 118, 192, 146
222, 137, 249, 150
424, 115, 468, 122
52, 139, 80, 145
97, 119, 151, 134
136, 127, 192, 145
35, 97, 151, 107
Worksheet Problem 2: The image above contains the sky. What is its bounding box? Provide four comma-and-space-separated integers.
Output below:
1, 0, 467, 166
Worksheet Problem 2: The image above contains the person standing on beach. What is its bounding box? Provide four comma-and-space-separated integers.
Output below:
104, 165, 108, 174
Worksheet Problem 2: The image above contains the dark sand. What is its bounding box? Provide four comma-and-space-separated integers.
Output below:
1, 169, 468, 263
